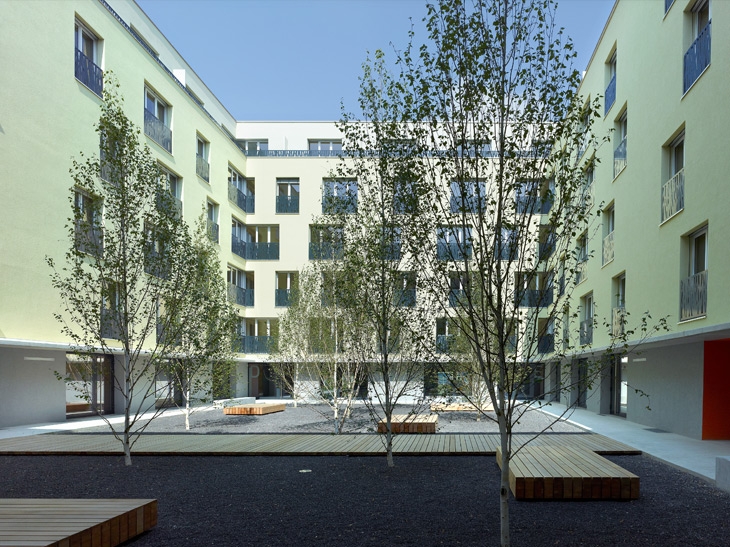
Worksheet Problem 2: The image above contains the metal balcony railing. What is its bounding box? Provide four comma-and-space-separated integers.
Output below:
322, 196, 357, 214
661, 169, 684, 223
538, 238, 555, 260
207, 220, 219, 243
143, 109, 172, 153
75, 223, 103, 256
437, 241, 472, 261
613, 136, 627, 178
579, 319, 593, 345
196, 153, 209, 182
436, 334, 454, 354
309, 242, 343, 260
231, 234, 246, 259
275, 289, 291, 307
684, 21, 711, 93
604, 73, 616, 115
101, 309, 122, 340
680, 270, 708, 321
575, 260, 587, 285
237, 335, 274, 354
228, 184, 254, 213
276, 195, 299, 214
231, 237, 279, 260
611, 306, 625, 338
516, 289, 554, 308
602, 231, 615, 266
537, 334, 554, 354
395, 288, 416, 307
75, 49, 103, 97
227, 284, 253, 307
449, 289, 465, 307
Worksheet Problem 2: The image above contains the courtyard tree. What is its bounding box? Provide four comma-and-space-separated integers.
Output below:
342, 0, 666, 543
48, 75, 234, 464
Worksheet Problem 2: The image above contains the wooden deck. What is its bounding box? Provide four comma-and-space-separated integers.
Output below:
0, 499, 157, 547
497, 445, 640, 500
0, 432, 639, 458
223, 403, 286, 416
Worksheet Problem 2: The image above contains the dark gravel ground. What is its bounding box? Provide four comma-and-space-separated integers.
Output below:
4, 406, 730, 546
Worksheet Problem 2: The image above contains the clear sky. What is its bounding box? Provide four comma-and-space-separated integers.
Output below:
135, 0, 615, 121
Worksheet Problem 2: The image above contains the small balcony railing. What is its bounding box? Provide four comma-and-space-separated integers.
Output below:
602, 231, 615, 266
75, 222, 103, 256
611, 306, 625, 338
227, 284, 253, 307
155, 191, 182, 219
196, 153, 210, 182
207, 220, 219, 243
684, 21, 711, 93
395, 288, 416, 307
231, 234, 246, 259
449, 289, 466, 307
276, 195, 299, 214
143, 109, 172, 153
680, 270, 708, 321
575, 260, 587, 285
75, 49, 103, 97
246, 242, 279, 260
437, 241, 472, 261
228, 184, 254, 213
275, 289, 291, 307
613, 136, 627, 178
237, 335, 274, 354
322, 196, 357, 214
309, 242, 343, 260
579, 319, 593, 345
436, 334, 454, 354
538, 238, 555, 260
516, 289, 554, 308
661, 169, 684, 223
144, 250, 169, 279
450, 196, 482, 214
383, 241, 402, 261
604, 73, 616, 115
537, 334, 554, 354
101, 309, 122, 340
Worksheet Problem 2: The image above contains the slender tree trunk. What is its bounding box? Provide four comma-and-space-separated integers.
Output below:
123, 352, 132, 466
185, 385, 191, 430
499, 424, 511, 547
386, 415, 394, 467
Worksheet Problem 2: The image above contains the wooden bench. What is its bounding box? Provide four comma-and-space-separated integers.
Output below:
496, 445, 639, 500
430, 402, 494, 412
377, 414, 438, 434
0, 498, 157, 547
223, 403, 286, 416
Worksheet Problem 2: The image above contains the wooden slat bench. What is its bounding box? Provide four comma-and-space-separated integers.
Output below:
496, 445, 639, 500
0, 498, 157, 547
223, 403, 286, 416
377, 414, 438, 434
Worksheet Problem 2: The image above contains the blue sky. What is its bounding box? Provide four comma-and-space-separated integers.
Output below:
136, 0, 615, 121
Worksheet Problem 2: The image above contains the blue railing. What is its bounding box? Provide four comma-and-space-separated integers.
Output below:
243, 149, 344, 157
229, 184, 254, 213
75, 49, 103, 97
275, 289, 291, 307
144, 109, 172, 153
436, 334, 454, 354
231, 237, 279, 260
207, 220, 219, 243
579, 319, 593, 345
684, 21, 711, 93
613, 135, 627, 178
276, 195, 299, 214
449, 289, 466, 307
228, 284, 253, 307
604, 73, 616, 115
538, 238, 555, 260
537, 334, 554, 354
516, 289, 553, 308
322, 196, 357, 214
437, 241, 472, 261
237, 336, 274, 354
196, 153, 209, 182
395, 288, 416, 308
231, 234, 246, 259
309, 242, 344, 260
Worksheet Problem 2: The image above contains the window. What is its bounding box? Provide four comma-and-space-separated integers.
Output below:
662, 133, 685, 222
309, 140, 342, 156
602, 204, 615, 266
450, 180, 485, 214
456, 139, 491, 157
495, 227, 518, 261
101, 280, 122, 340
159, 167, 182, 217
437, 225, 472, 261
231, 217, 245, 259
239, 319, 278, 354
395, 272, 416, 307
206, 201, 219, 243
309, 225, 343, 260
74, 189, 102, 256
227, 266, 253, 307
144, 87, 172, 153
144, 222, 169, 279
605, 50, 616, 115
612, 274, 626, 337
243, 225, 280, 260
74, 19, 103, 96
244, 140, 268, 156
680, 226, 708, 320
323, 178, 357, 214
393, 179, 418, 214
515, 271, 553, 308
576, 232, 588, 284
613, 110, 627, 178
579, 293, 593, 345
276, 178, 300, 214
228, 166, 254, 213
196, 135, 210, 182
449, 273, 468, 307
436, 318, 456, 353
275, 272, 298, 307
684, 0, 711, 93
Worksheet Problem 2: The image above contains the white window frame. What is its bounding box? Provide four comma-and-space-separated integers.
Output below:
145, 88, 169, 126
75, 19, 99, 62
689, 226, 708, 275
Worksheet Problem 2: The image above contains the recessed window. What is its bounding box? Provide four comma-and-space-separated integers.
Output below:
144, 87, 172, 153
196, 136, 209, 182
276, 178, 300, 214
680, 225, 708, 321
74, 19, 103, 96
684, 0, 711, 93
662, 133, 685, 223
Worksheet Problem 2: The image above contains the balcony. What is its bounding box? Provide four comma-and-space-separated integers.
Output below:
437, 241, 472, 261
383, 241, 402, 261
322, 196, 357, 214
143, 109, 172, 153
395, 288, 416, 307
144, 250, 169, 279
207, 220, 219, 243
231, 234, 246, 259
575, 261, 587, 285
450, 196, 482, 214
516, 289, 554, 308
579, 319, 593, 345
515, 196, 550, 215
611, 306, 625, 338
243, 149, 344, 157
75, 49, 103, 97
227, 284, 253, 307
602, 231, 615, 266
604, 74, 616, 115
661, 169, 684, 223
449, 289, 466, 307
75, 222, 103, 256
680, 270, 708, 321
684, 21, 711, 94
538, 238, 555, 261
247, 242, 279, 260
436, 334, 454, 354
196, 153, 210, 182
100, 309, 122, 340
237, 335, 274, 354
613, 136, 627, 178
276, 195, 299, 214
309, 241, 343, 260
537, 334, 554, 354
156, 192, 182, 219
275, 289, 292, 307
228, 184, 254, 213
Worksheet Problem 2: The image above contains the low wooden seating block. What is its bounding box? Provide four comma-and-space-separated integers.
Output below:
377, 414, 438, 434
496, 445, 639, 501
223, 403, 286, 416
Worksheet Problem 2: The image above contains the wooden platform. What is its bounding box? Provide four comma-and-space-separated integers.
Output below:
497, 445, 639, 500
0, 499, 157, 547
223, 403, 286, 415
430, 402, 494, 412
377, 414, 438, 434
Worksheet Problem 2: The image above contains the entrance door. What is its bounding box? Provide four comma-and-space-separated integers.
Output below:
610, 355, 628, 417
575, 360, 587, 408
65, 353, 113, 418
248, 364, 261, 398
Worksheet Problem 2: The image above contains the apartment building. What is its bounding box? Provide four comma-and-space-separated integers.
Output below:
541, 0, 730, 440
0, 0, 728, 441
